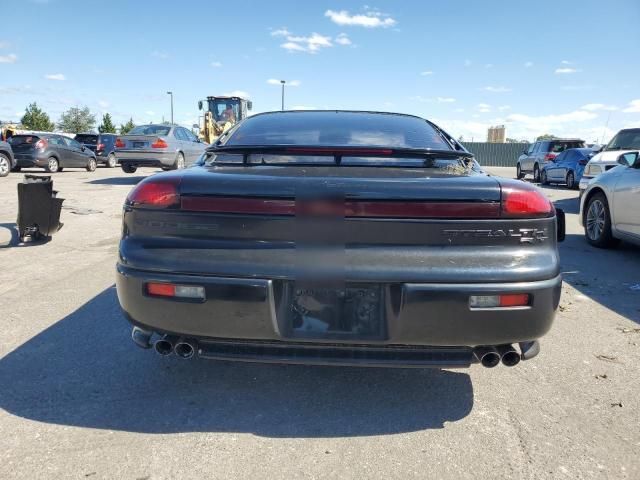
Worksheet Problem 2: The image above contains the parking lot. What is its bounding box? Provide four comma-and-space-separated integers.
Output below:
0, 166, 639, 479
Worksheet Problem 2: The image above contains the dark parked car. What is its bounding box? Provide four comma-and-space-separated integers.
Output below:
75, 133, 118, 168
0, 141, 15, 177
115, 124, 207, 173
540, 148, 595, 189
9, 134, 97, 173
517, 138, 585, 182
117, 111, 564, 369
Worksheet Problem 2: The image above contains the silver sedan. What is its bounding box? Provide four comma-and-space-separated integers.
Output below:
116, 124, 207, 174
579, 151, 640, 248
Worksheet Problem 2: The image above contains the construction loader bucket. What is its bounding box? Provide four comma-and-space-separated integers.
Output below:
16, 175, 64, 241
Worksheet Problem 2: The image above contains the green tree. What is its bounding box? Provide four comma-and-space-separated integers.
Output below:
536, 133, 558, 141
57, 106, 96, 133
20, 102, 55, 131
119, 117, 136, 134
98, 113, 116, 133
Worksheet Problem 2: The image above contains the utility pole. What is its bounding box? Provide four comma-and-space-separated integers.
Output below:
280, 80, 286, 110
166, 91, 174, 124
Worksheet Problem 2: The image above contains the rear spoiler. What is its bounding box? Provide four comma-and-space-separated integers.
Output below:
203, 145, 475, 165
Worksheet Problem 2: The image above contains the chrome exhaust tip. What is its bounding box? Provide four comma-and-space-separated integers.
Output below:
154, 337, 175, 356
497, 344, 521, 367
473, 346, 501, 368
174, 339, 196, 359
131, 327, 153, 349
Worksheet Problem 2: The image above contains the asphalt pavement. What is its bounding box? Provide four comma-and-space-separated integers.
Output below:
0, 165, 639, 479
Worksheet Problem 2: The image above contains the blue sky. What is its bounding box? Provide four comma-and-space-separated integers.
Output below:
1, 0, 639, 142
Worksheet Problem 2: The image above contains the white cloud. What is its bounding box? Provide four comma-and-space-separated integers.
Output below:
267, 78, 300, 86
453, 108, 465, 113
555, 67, 580, 74
561, 60, 571, 65
498, 105, 511, 111
98, 100, 109, 108
210, 61, 223, 67
0, 53, 17, 63
271, 28, 291, 37
280, 32, 333, 54
561, 84, 593, 91
0, 41, 9, 49
524, 61, 533, 68
44, 73, 65, 81
580, 103, 618, 112
436, 97, 456, 103
477, 103, 492, 113
145, 110, 155, 116
335, 33, 352, 45
151, 51, 169, 59
464, 59, 472, 67
483, 86, 512, 93
224, 90, 250, 98
325, 9, 396, 28
420, 70, 433, 76
622, 99, 640, 113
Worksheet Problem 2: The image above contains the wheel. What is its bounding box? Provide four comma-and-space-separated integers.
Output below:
86, 157, 97, 172
566, 171, 576, 189
533, 163, 540, 183
46, 157, 59, 173
0, 153, 9, 177
540, 170, 548, 185
173, 153, 185, 170
121, 164, 137, 174
516, 163, 524, 180
106, 153, 117, 168
584, 193, 619, 248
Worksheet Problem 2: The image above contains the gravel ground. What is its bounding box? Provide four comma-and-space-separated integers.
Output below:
0, 165, 639, 480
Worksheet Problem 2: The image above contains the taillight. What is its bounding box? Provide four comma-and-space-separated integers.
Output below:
501, 185, 553, 218
126, 177, 180, 208
35, 138, 48, 150
151, 138, 168, 149
146, 282, 205, 300
115, 138, 126, 148
578, 159, 587, 166
97, 143, 105, 151
544, 153, 557, 161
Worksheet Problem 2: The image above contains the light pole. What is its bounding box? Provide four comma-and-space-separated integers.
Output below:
166, 91, 174, 124
280, 80, 286, 110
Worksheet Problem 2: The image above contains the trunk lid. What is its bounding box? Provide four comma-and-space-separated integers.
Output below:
9, 135, 40, 153
117, 135, 166, 149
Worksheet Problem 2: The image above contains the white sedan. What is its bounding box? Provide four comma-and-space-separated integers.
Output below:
580, 151, 640, 248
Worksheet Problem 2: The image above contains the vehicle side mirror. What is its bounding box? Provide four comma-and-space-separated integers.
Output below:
198, 100, 203, 111
192, 123, 199, 129
81, 145, 85, 151
247, 101, 253, 111
617, 152, 638, 167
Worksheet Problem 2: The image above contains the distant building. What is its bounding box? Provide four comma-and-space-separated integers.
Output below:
487, 125, 506, 143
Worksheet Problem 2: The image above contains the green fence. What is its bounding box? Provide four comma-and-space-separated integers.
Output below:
461, 142, 529, 167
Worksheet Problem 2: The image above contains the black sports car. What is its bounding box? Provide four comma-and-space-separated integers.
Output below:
116, 111, 563, 368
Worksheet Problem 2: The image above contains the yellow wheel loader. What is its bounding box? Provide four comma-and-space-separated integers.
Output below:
197, 96, 252, 144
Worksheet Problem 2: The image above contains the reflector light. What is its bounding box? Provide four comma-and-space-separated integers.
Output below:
501, 186, 552, 217
469, 294, 530, 308
151, 138, 168, 149
97, 143, 105, 151
115, 138, 126, 148
127, 178, 180, 208
146, 282, 205, 299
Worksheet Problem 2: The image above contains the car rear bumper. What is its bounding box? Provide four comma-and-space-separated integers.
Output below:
116, 264, 561, 366
15, 154, 47, 168
116, 150, 175, 167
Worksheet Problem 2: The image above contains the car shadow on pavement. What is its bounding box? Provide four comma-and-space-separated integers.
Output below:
87, 176, 147, 186
0, 286, 474, 437
553, 197, 580, 214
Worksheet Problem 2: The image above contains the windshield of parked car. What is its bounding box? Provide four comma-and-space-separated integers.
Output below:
128, 125, 171, 136
605, 129, 640, 150
74, 134, 98, 145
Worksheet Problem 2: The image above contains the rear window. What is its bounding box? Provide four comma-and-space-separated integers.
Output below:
550, 140, 585, 153
75, 134, 98, 145
128, 125, 171, 136
225, 112, 451, 150
9, 135, 40, 145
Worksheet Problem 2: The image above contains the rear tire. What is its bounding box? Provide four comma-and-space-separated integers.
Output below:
516, 163, 524, 180
46, 157, 59, 173
121, 164, 137, 174
173, 153, 185, 170
540, 170, 548, 185
566, 171, 576, 189
0, 153, 9, 177
584, 192, 619, 248
86, 157, 97, 172
106, 153, 117, 168
533, 163, 540, 183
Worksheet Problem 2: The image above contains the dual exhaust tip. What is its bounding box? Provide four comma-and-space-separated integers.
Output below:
473, 344, 523, 368
154, 336, 197, 359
